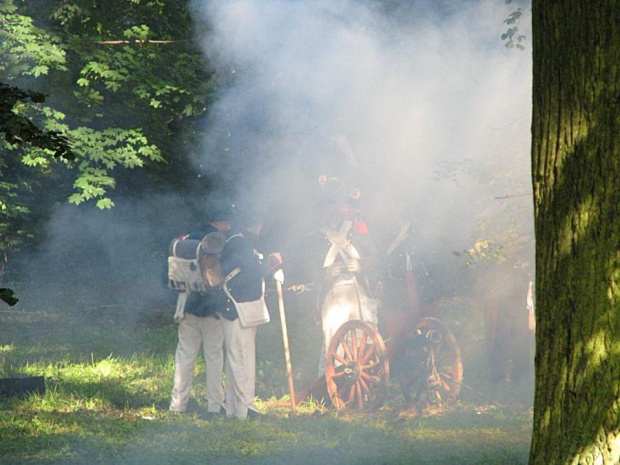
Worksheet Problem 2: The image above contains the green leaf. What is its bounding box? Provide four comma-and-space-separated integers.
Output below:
96, 198, 114, 209
30, 65, 49, 77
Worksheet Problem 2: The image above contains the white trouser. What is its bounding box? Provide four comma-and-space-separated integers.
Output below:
170, 313, 225, 413
222, 317, 258, 419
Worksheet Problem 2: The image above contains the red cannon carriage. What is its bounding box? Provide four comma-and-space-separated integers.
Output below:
297, 222, 463, 412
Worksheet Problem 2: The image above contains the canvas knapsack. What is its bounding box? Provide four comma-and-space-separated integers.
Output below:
167, 231, 226, 293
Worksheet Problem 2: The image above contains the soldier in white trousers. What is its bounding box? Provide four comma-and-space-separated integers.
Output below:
168, 214, 231, 417
221, 318, 258, 419
218, 211, 281, 419
170, 309, 226, 415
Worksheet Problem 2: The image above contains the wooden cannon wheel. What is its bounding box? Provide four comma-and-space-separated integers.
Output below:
401, 317, 464, 407
325, 320, 390, 411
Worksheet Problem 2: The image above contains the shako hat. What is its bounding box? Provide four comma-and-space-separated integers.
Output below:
206, 202, 235, 222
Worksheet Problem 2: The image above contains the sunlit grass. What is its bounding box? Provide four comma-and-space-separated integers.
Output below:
0, 307, 532, 464
0, 344, 14, 353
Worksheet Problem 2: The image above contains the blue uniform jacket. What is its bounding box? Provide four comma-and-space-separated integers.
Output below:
219, 229, 272, 321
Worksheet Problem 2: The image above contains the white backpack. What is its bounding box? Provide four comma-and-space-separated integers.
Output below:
167, 232, 226, 292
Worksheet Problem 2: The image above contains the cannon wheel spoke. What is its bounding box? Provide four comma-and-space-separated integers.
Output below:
325, 320, 389, 411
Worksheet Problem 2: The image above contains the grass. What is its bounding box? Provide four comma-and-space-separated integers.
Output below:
0, 301, 533, 464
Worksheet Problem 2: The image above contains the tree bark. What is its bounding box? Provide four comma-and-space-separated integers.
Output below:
530, 1, 620, 464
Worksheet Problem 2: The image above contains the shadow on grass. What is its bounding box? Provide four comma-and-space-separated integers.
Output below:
131, 411, 529, 465
46, 378, 167, 410
0, 405, 531, 465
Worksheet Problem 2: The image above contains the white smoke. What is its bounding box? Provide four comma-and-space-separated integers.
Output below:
190, 0, 531, 245
189, 0, 534, 396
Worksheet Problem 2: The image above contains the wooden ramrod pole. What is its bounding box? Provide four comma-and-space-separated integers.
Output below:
275, 273, 297, 417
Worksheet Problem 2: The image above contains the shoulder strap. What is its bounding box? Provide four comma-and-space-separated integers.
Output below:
321, 221, 361, 267
222, 267, 242, 303
226, 232, 244, 242
224, 267, 241, 283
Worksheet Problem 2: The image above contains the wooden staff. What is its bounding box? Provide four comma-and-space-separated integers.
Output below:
275, 271, 297, 417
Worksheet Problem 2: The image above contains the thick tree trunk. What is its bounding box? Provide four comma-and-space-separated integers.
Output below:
530, 1, 620, 464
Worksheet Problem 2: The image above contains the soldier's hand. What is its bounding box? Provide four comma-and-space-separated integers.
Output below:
325, 262, 345, 278
273, 269, 284, 284
345, 258, 361, 273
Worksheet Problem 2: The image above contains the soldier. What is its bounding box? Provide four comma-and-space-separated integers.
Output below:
218, 210, 282, 419
312, 176, 382, 375
168, 208, 232, 418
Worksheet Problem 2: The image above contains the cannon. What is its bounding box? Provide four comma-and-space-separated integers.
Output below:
324, 316, 462, 411
296, 222, 463, 412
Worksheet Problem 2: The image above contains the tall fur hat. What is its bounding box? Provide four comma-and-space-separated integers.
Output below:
317, 175, 360, 205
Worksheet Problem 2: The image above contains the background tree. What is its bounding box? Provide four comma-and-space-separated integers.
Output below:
0, 0, 219, 257
529, 1, 620, 463
433, 153, 535, 386
0, 81, 76, 306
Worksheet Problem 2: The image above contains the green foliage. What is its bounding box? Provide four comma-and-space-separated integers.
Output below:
0, 2, 68, 77
501, 2, 528, 50
63, 126, 163, 208
0, 82, 74, 160
0, 81, 74, 254
0, 0, 218, 256
433, 155, 533, 269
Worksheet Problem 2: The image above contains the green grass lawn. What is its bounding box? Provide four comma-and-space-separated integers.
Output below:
0, 302, 532, 465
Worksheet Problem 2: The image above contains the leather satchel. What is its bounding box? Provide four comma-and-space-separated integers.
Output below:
222, 268, 270, 328
233, 296, 270, 328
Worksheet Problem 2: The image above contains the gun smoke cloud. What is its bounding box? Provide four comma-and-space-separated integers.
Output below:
188, 0, 534, 395
190, 0, 532, 244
